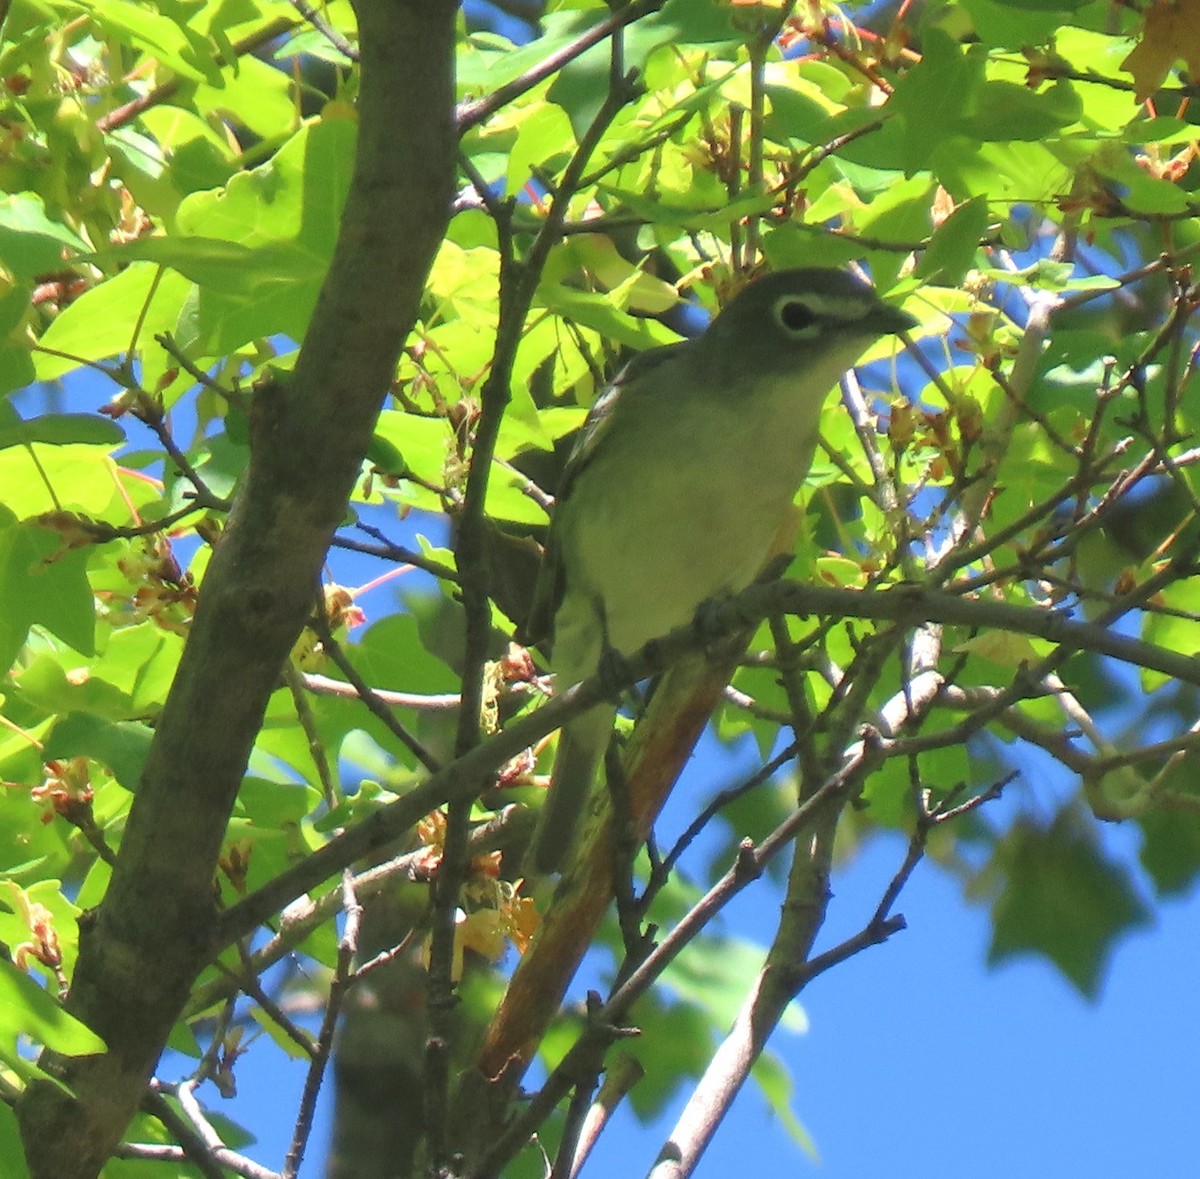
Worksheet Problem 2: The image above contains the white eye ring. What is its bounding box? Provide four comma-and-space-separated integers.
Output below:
773, 294, 821, 337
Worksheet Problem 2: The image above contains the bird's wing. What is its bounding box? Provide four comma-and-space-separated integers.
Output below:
556, 342, 685, 498
521, 521, 566, 651
522, 342, 687, 651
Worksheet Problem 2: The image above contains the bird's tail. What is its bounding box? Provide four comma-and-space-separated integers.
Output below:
528, 703, 616, 874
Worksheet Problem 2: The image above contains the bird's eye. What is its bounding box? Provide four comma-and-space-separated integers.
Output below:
777, 298, 818, 334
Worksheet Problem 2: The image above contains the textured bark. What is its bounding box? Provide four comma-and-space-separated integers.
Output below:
15, 2, 458, 1174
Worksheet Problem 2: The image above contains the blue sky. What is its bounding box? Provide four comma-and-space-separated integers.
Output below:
219, 807, 1200, 1177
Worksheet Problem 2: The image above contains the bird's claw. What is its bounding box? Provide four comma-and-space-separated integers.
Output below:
596, 644, 634, 704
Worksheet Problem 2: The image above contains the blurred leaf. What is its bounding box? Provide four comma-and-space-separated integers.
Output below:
89, 0, 223, 83
889, 30, 983, 171
0, 1104, 31, 1179
753, 1051, 817, 1158
916, 196, 989, 284
1139, 808, 1200, 897
662, 934, 807, 1034
985, 808, 1151, 996
625, 997, 713, 1118
1120, 0, 1200, 102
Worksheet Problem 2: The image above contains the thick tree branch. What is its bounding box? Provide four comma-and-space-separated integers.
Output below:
15, 2, 458, 1175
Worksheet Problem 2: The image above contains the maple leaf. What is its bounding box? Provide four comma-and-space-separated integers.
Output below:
1121, 0, 1200, 103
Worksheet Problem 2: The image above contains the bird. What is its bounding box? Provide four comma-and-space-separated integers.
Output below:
524, 267, 917, 874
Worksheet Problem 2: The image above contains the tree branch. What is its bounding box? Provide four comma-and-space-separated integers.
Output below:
15, 2, 458, 1174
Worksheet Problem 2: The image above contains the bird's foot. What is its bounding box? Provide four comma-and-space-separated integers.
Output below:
691, 597, 728, 642
691, 596, 752, 660
596, 644, 634, 704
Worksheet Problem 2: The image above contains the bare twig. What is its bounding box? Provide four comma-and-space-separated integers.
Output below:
288, 0, 358, 60
282, 872, 361, 1178
302, 671, 462, 710
455, 0, 664, 131
309, 604, 441, 772
567, 1052, 645, 1178
331, 522, 461, 582
284, 663, 337, 807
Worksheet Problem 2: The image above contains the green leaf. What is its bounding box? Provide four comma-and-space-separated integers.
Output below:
0, 521, 94, 668
623, 998, 713, 1118
961, 0, 1081, 46
194, 54, 296, 139
1139, 808, 1200, 897
35, 264, 192, 380
0, 1104, 32, 1179
248, 1003, 314, 1059
505, 103, 574, 196
371, 411, 453, 490
0, 957, 106, 1055
90, 235, 276, 294
237, 775, 322, 827
537, 282, 677, 351
176, 116, 354, 250
353, 613, 460, 696
0, 193, 88, 278
752, 1052, 817, 1158
15, 623, 184, 721
964, 80, 1082, 142
43, 714, 154, 793
916, 196, 989, 283
0, 344, 36, 400
88, 0, 223, 83
0, 409, 124, 451
597, 183, 778, 232
547, 0, 740, 135
985, 808, 1151, 996
888, 30, 984, 172
170, 116, 357, 351
988, 0, 1092, 10
663, 935, 807, 1034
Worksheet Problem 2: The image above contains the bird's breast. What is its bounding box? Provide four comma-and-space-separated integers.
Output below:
561, 372, 824, 655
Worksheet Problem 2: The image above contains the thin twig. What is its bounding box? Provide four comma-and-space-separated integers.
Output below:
455, 0, 664, 132
282, 871, 361, 1178
310, 603, 441, 772
97, 16, 298, 133
288, 0, 358, 60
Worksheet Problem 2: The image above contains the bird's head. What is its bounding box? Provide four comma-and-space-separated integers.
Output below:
700, 267, 916, 376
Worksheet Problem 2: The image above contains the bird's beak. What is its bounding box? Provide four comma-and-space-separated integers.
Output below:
875, 303, 919, 335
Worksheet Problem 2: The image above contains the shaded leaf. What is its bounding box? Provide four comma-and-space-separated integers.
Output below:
0, 1104, 31, 1179
43, 714, 154, 794
986, 808, 1151, 996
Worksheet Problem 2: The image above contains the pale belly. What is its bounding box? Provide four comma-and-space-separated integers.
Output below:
563, 412, 815, 655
